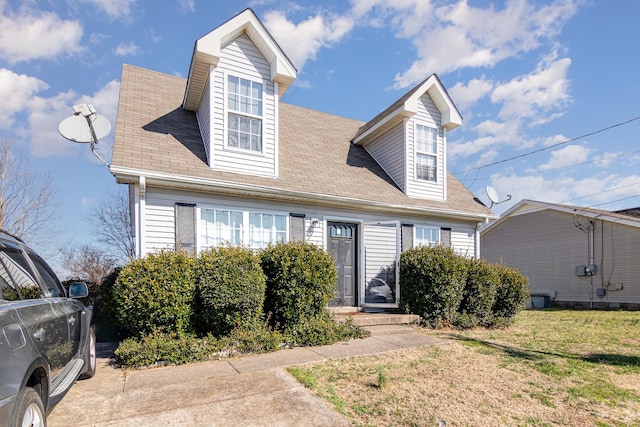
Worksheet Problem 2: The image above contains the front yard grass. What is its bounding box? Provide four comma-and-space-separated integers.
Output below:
288, 309, 640, 426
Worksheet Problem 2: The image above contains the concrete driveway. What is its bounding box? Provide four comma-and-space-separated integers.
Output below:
48, 326, 448, 426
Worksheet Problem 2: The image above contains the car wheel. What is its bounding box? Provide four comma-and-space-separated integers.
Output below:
79, 326, 96, 380
13, 387, 45, 427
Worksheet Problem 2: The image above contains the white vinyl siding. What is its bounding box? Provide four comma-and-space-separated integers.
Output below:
208, 33, 277, 178
196, 76, 211, 164
364, 122, 406, 191
406, 94, 445, 200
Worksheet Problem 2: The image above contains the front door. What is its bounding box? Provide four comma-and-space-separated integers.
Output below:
327, 222, 357, 306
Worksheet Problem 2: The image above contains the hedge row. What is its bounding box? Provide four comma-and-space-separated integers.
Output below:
109, 242, 355, 342
400, 245, 529, 328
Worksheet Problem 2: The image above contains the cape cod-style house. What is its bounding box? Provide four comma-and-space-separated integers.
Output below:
110, 8, 495, 309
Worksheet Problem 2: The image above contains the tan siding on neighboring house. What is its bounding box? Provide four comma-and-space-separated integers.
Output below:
406, 94, 445, 200
364, 122, 406, 191
482, 208, 640, 306
209, 33, 277, 178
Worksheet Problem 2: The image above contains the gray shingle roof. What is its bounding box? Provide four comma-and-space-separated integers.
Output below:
112, 64, 494, 220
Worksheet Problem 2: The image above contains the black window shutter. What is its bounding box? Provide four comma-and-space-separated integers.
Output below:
441, 227, 452, 247
290, 213, 305, 242
401, 224, 414, 252
175, 203, 196, 252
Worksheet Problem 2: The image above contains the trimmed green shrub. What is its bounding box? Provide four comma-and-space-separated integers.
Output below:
285, 313, 368, 346
492, 263, 529, 325
399, 245, 468, 328
260, 241, 338, 331
221, 318, 284, 355
114, 330, 223, 368
193, 246, 266, 337
457, 258, 500, 328
112, 249, 195, 337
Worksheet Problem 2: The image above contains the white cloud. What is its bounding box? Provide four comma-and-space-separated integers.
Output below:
366, 0, 581, 88
0, 5, 83, 63
491, 50, 572, 123
178, 0, 195, 13
114, 42, 140, 57
83, 0, 136, 20
262, 10, 354, 70
0, 69, 48, 128
448, 77, 493, 111
538, 144, 591, 171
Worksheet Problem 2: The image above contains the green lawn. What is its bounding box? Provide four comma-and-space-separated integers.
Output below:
289, 309, 640, 426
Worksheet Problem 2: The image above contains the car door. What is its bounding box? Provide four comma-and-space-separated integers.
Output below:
0, 245, 72, 378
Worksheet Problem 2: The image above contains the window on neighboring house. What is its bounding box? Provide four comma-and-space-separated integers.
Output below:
415, 226, 439, 247
249, 213, 287, 249
415, 124, 437, 182
200, 208, 243, 249
227, 75, 263, 152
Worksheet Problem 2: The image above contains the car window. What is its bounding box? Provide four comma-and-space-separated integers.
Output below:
0, 274, 20, 301
0, 249, 42, 300
27, 251, 64, 298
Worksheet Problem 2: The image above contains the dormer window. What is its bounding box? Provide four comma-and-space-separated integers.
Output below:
227, 75, 263, 152
415, 124, 437, 182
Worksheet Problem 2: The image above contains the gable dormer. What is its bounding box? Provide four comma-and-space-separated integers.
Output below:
183, 9, 296, 178
352, 74, 462, 201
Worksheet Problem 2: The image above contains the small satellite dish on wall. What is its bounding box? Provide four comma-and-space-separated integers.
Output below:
485, 186, 512, 208
58, 104, 111, 166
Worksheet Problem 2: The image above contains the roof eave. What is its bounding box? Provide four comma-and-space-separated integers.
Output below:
111, 166, 495, 222
182, 8, 296, 112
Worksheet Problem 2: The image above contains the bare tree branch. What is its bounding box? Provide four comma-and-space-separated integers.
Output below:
0, 139, 59, 244
60, 244, 118, 285
91, 188, 136, 262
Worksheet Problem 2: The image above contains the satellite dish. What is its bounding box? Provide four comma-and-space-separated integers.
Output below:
485, 186, 512, 208
58, 104, 111, 167
58, 114, 111, 143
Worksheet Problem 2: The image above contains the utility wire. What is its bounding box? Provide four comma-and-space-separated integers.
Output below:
561, 181, 640, 204
453, 115, 640, 175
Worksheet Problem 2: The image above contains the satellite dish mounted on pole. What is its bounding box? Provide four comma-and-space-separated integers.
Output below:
58, 104, 111, 167
485, 186, 512, 208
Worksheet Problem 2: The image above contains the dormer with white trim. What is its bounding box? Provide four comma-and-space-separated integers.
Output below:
182, 9, 296, 178
353, 74, 462, 201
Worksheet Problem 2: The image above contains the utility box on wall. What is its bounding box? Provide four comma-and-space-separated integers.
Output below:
575, 265, 597, 277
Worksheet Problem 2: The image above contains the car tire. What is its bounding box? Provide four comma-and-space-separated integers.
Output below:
79, 326, 96, 380
12, 387, 46, 427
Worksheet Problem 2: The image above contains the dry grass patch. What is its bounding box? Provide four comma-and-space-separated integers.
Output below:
288, 310, 640, 426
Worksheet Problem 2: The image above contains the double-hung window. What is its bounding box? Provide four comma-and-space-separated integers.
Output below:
200, 208, 243, 249
198, 208, 287, 251
415, 226, 439, 247
227, 75, 263, 152
415, 124, 438, 182
249, 213, 286, 249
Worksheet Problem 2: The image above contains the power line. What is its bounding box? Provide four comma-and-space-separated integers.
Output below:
561, 181, 640, 204
453, 115, 640, 175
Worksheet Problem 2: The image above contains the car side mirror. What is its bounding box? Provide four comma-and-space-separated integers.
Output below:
68, 282, 89, 299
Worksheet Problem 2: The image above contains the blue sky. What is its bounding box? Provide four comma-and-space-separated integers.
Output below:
2, 0, 640, 274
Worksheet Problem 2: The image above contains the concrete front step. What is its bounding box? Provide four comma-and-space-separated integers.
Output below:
335, 312, 420, 327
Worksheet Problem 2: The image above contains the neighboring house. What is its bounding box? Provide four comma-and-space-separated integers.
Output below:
110, 9, 495, 309
481, 199, 640, 309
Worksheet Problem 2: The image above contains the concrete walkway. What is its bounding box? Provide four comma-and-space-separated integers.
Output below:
48, 325, 448, 426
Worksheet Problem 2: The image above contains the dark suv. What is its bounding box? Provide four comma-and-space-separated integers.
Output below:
0, 230, 95, 427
